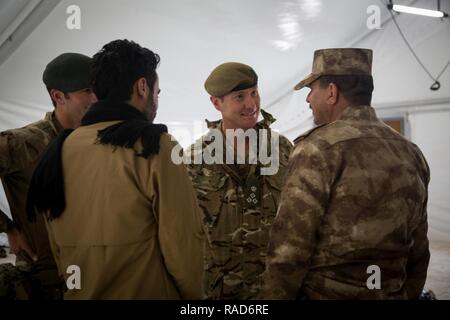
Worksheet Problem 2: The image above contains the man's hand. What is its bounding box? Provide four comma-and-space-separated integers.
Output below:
7, 228, 37, 261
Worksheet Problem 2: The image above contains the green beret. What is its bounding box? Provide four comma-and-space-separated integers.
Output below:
204, 62, 258, 97
43, 53, 92, 92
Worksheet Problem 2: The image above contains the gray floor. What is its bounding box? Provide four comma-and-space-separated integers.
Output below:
1, 241, 449, 299
425, 241, 450, 299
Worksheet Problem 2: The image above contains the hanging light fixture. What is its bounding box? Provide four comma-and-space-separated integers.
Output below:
388, 0, 448, 18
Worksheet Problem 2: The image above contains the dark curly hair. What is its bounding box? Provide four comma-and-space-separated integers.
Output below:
91, 39, 160, 101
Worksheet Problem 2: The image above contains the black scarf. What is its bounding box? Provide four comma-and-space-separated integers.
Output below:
27, 101, 167, 221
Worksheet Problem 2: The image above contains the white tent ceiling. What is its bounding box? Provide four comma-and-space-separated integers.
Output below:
0, 0, 424, 127
0, 0, 449, 242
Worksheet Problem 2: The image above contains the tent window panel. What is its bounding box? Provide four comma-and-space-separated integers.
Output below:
382, 118, 405, 136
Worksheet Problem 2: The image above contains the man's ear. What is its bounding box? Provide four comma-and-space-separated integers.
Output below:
135, 77, 149, 98
210, 96, 222, 112
327, 82, 339, 105
51, 89, 66, 106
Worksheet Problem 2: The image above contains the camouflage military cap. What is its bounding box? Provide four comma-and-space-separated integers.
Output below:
204, 62, 258, 97
43, 53, 92, 92
294, 48, 373, 90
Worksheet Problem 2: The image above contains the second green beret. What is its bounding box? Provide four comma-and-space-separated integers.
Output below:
204, 62, 258, 97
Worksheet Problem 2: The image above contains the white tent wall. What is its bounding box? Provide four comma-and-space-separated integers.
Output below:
0, 1, 449, 245
409, 109, 450, 241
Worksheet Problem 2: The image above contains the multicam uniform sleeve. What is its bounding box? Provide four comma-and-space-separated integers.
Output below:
263, 140, 332, 299
404, 148, 431, 299
0, 130, 45, 176
0, 125, 53, 233
0, 123, 54, 176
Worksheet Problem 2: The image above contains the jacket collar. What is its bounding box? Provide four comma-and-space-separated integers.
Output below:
337, 105, 378, 122
45, 111, 64, 135
293, 105, 378, 144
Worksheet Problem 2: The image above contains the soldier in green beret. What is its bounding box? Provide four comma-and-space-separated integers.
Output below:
262, 48, 430, 299
186, 62, 293, 299
0, 53, 97, 299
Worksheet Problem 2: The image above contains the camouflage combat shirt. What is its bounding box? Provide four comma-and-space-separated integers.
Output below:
263, 105, 430, 300
187, 110, 293, 299
0, 112, 62, 281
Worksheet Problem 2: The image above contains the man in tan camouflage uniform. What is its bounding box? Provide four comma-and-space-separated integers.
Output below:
262, 48, 430, 300
0, 53, 97, 299
186, 62, 293, 299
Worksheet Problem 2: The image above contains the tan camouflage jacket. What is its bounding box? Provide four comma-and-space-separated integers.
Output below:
186, 110, 293, 299
263, 105, 430, 300
0, 112, 62, 276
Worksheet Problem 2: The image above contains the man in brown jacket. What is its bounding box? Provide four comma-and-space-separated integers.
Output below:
27, 40, 205, 299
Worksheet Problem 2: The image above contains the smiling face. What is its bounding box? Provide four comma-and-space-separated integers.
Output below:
211, 86, 261, 131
